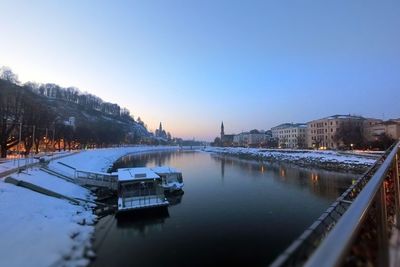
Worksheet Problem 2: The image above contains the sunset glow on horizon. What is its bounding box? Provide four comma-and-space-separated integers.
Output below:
1, 0, 399, 141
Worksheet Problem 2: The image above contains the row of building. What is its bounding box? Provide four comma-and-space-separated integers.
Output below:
220, 115, 400, 149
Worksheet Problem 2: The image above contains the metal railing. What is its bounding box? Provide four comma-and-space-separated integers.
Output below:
121, 185, 167, 208
271, 141, 400, 267
122, 195, 165, 207
75, 170, 118, 190
304, 140, 400, 267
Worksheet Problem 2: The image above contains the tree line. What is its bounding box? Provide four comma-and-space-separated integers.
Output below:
26, 80, 130, 118
332, 120, 395, 150
0, 67, 148, 158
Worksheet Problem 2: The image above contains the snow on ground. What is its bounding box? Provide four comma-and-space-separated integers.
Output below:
0, 180, 94, 267
0, 151, 73, 177
0, 146, 178, 267
14, 168, 96, 202
49, 146, 179, 177
0, 158, 38, 174
204, 147, 377, 172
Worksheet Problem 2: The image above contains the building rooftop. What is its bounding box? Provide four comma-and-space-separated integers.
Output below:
306, 114, 366, 123
271, 123, 307, 129
324, 114, 364, 120
117, 167, 160, 182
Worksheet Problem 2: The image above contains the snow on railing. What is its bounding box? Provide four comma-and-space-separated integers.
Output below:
75, 170, 118, 190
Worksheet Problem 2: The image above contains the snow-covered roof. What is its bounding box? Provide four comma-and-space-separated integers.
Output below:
306, 115, 366, 124
323, 114, 364, 120
151, 166, 179, 174
271, 123, 293, 129
271, 123, 307, 130
117, 167, 160, 182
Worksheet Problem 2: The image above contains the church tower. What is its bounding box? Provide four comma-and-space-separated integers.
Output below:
156, 122, 163, 137
220, 121, 225, 140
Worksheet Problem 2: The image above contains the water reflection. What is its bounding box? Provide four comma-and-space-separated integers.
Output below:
210, 154, 356, 199
113, 151, 193, 170
116, 208, 170, 236
220, 156, 225, 180
93, 151, 358, 267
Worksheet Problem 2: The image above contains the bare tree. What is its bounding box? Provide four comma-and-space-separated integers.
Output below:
0, 79, 25, 157
0, 67, 19, 84
334, 120, 365, 149
20, 89, 55, 154
296, 135, 306, 149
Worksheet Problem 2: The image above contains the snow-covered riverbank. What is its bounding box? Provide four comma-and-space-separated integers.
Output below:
0, 151, 75, 178
49, 146, 178, 176
204, 147, 378, 173
0, 169, 96, 267
0, 146, 178, 267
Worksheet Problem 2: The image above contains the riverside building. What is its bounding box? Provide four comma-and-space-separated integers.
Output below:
306, 115, 374, 149
271, 123, 307, 149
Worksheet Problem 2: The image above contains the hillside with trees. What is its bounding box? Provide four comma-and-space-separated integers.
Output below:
0, 67, 153, 158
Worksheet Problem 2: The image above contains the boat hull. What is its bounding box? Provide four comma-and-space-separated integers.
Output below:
117, 197, 169, 213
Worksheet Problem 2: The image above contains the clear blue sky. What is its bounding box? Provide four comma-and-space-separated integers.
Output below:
1, 0, 399, 141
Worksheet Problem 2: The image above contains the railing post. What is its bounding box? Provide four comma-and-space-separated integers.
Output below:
394, 153, 400, 227
377, 185, 389, 267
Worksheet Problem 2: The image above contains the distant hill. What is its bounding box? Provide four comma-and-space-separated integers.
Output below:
0, 67, 152, 156
25, 83, 151, 143
31, 90, 151, 141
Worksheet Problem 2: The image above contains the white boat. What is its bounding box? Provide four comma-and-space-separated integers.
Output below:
151, 166, 184, 192
117, 168, 169, 213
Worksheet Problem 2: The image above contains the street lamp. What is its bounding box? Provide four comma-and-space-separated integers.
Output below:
17, 122, 22, 169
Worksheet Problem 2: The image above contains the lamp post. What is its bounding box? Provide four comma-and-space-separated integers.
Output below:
52, 127, 55, 153
17, 122, 22, 167
32, 125, 35, 153
31, 125, 36, 165
45, 128, 48, 155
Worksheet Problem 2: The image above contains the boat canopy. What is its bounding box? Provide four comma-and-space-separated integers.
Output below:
117, 167, 160, 182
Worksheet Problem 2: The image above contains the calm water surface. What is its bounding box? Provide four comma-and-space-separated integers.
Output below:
91, 151, 357, 267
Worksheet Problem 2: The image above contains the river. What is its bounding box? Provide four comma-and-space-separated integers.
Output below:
91, 151, 357, 267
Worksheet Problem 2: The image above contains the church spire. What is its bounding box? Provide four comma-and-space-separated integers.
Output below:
220, 121, 225, 139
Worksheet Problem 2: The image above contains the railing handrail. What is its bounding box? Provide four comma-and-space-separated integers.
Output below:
304, 140, 400, 267
270, 148, 389, 267
75, 169, 118, 190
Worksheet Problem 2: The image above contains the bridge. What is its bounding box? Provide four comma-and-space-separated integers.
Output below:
271, 140, 400, 267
